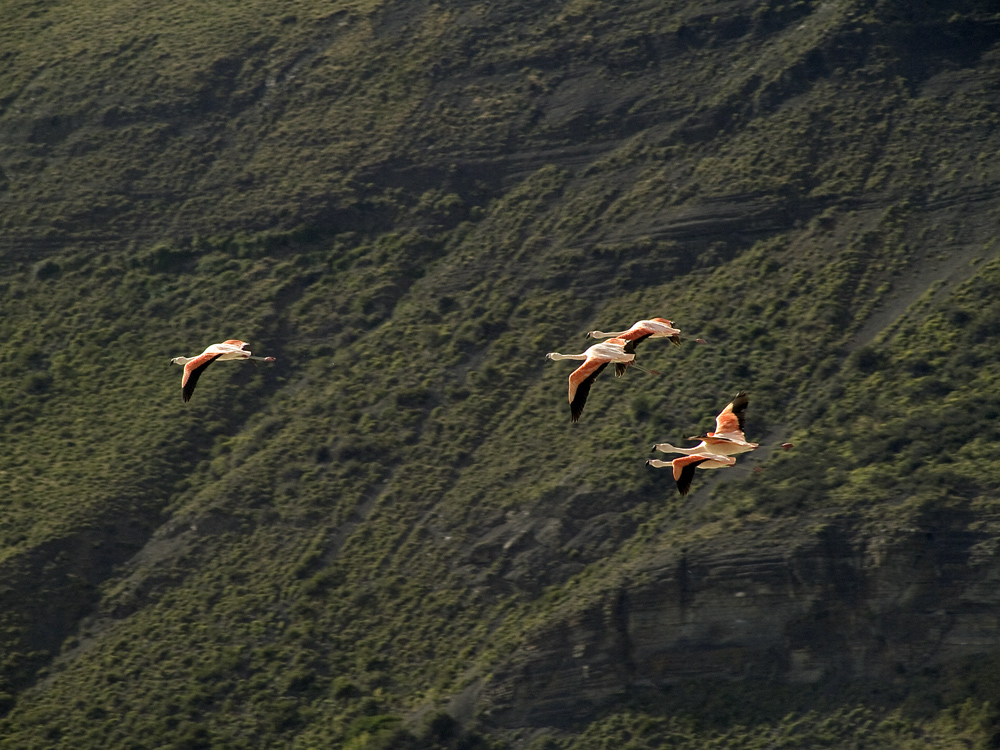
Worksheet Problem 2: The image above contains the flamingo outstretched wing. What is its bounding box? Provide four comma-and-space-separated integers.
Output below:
182, 353, 223, 402
673, 455, 712, 495
569, 360, 609, 423
714, 390, 749, 437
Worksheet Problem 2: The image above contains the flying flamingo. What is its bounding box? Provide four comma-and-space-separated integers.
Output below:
646, 454, 736, 495
546, 337, 634, 422
170, 339, 275, 402
587, 318, 682, 376
653, 390, 758, 457
588, 317, 682, 345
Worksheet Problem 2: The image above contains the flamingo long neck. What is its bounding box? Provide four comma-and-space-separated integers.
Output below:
548, 352, 587, 361
172, 356, 193, 365
590, 330, 625, 339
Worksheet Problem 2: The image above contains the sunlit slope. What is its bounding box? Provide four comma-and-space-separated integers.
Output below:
1, 0, 1000, 748
6, 0, 996, 246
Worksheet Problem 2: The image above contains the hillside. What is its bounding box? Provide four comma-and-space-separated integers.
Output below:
3, 0, 1000, 747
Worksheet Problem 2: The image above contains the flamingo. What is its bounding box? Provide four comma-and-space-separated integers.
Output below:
546, 337, 634, 422
653, 390, 758, 457
170, 339, 275, 402
646, 454, 736, 495
588, 317, 682, 344
588, 318, 682, 376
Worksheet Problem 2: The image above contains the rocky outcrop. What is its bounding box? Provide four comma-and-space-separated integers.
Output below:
484, 512, 1000, 728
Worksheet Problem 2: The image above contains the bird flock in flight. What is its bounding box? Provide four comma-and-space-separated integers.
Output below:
174, 318, 782, 495
546, 316, 769, 495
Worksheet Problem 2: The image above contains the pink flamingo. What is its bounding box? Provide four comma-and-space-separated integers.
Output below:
587, 317, 682, 376
653, 391, 758, 457
647, 454, 736, 495
171, 339, 275, 402
546, 337, 634, 422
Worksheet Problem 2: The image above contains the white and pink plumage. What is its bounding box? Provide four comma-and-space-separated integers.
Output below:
588, 317, 682, 375
588, 317, 682, 345
646, 454, 736, 495
546, 337, 635, 422
653, 390, 758, 458
170, 339, 275, 402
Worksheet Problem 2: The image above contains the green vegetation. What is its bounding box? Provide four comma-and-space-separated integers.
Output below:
2, 0, 1000, 747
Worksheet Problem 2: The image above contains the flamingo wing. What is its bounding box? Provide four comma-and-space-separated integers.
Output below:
181, 352, 223, 402
222, 339, 249, 348
568, 359, 609, 422
714, 390, 749, 437
673, 455, 712, 495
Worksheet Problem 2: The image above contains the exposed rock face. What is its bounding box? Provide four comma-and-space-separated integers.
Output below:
485, 512, 1000, 728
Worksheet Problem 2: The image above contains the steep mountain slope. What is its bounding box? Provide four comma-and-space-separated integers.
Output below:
2, 0, 1000, 747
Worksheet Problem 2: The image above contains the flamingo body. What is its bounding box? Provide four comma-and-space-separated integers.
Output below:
652, 440, 753, 458
546, 337, 634, 422
171, 339, 275, 402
